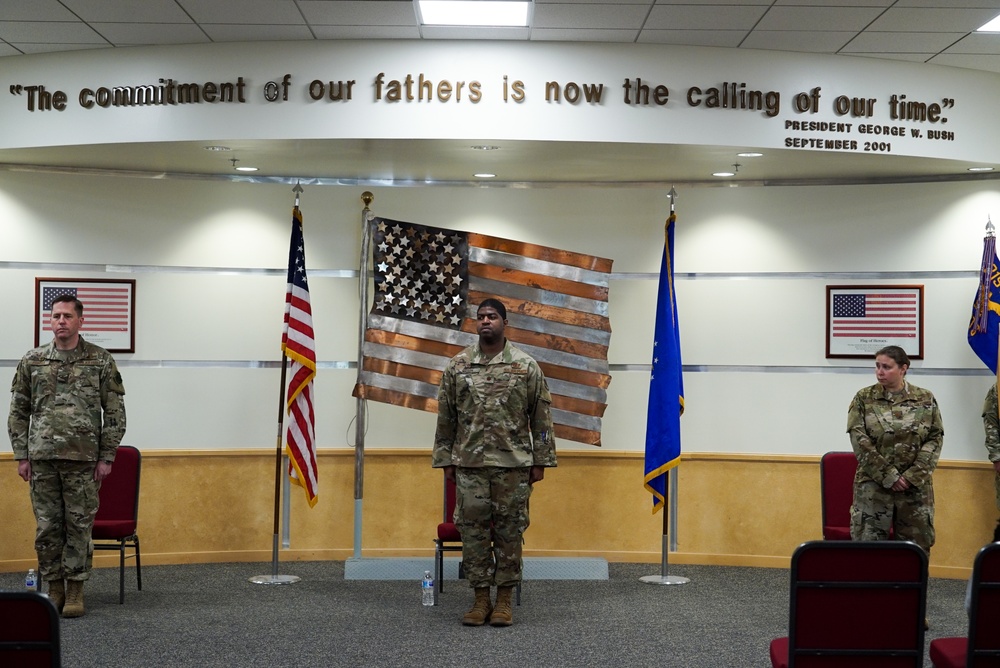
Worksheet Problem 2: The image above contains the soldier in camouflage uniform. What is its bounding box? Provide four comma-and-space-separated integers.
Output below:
982, 385, 1000, 515
433, 298, 556, 627
8, 294, 126, 618
847, 345, 943, 555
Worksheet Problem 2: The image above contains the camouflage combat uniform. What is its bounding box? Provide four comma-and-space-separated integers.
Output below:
846, 381, 943, 554
432, 340, 556, 588
983, 385, 1000, 510
8, 337, 127, 583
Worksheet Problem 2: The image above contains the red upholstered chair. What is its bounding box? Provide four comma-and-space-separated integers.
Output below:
92, 445, 142, 604
929, 542, 1000, 667
770, 540, 927, 668
820, 451, 857, 540
432, 472, 520, 606
433, 473, 463, 606
0, 591, 61, 667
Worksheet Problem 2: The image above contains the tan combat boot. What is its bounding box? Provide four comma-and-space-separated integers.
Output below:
490, 586, 514, 627
461, 587, 493, 626
62, 580, 85, 618
47, 579, 65, 614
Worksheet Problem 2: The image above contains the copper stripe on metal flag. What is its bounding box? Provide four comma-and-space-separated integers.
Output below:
355, 217, 613, 445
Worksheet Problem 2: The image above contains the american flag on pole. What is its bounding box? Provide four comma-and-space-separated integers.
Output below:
42, 284, 131, 332
352, 217, 613, 446
831, 292, 919, 339
283, 206, 318, 507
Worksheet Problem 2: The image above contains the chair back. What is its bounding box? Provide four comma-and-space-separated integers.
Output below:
820, 451, 857, 540
437, 473, 461, 542
968, 542, 1000, 666
0, 591, 61, 667
93, 445, 141, 539
787, 540, 927, 667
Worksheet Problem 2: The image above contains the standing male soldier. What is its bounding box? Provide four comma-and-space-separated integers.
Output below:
9, 294, 126, 618
983, 385, 1000, 531
433, 298, 556, 627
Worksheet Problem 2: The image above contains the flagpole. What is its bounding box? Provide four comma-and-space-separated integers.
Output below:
250, 183, 305, 585
642, 186, 689, 587
353, 191, 375, 559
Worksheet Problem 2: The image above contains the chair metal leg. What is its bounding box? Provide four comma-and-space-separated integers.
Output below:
134, 535, 142, 591
433, 542, 442, 606
118, 540, 126, 604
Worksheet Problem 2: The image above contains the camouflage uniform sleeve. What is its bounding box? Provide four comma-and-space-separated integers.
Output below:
431, 360, 458, 468
984, 385, 1000, 463
898, 395, 943, 488
847, 391, 900, 488
7, 359, 32, 460
98, 355, 127, 462
528, 361, 556, 467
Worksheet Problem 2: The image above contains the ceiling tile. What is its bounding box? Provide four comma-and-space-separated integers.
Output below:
645, 5, 767, 30
299, 1, 417, 26
0, 21, 108, 44
1, 0, 78, 21
893, 0, 1000, 8
90, 23, 211, 46
176, 0, 307, 25
637, 29, 745, 47
741, 30, 857, 53
942, 31, 1000, 54
534, 4, 651, 30
421, 26, 530, 40
200, 24, 315, 41
0, 42, 22, 56
60, 0, 192, 23
11, 43, 107, 54
928, 52, 1000, 71
773, 0, 892, 6
755, 6, 885, 31
841, 31, 966, 53
312, 25, 420, 40
867, 7, 1000, 32
531, 28, 639, 41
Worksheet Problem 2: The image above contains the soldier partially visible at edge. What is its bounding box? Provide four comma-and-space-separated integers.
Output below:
432, 297, 556, 627
847, 344, 944, 556
8, 294, 126, 618
981, 384, 1000, 537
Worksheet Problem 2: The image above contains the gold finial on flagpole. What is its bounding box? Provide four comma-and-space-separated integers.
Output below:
361, 191, 374, 209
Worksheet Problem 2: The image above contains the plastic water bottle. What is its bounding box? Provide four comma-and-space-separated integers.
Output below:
421, 570, 434, 606
25, 568, 37, 591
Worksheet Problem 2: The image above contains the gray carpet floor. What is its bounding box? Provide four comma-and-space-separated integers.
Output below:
0, 561, 969, 667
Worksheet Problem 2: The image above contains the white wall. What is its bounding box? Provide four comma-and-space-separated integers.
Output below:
2, 170, 999, 463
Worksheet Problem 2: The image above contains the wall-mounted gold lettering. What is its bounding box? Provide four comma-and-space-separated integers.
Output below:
373, 73, 481, 103
308, 79, 356, 101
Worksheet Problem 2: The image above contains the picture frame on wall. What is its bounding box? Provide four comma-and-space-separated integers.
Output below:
35, 278, 136, 353
825, 285, 923, 360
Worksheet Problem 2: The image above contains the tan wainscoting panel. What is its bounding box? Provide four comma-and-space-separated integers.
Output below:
0, 450, 995, 578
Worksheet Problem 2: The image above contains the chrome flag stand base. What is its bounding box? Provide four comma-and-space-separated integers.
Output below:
640, 574, 690, 586
249, 574, 300, 585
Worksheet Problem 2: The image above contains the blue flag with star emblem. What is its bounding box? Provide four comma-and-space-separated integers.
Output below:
969, 234, 1000, 374
644, 212, 684, 513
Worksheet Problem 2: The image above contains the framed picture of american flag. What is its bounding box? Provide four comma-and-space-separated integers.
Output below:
825, 285, 923, 360
35, 278, 136, 353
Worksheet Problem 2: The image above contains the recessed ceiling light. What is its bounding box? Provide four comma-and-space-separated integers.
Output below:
203, 145, 231, 152
418, 1, 529, 27
977, 14, 1000, 31
712, 171, 735, 177
471, 145, 501, 151
737, 152, 763, 158
474, 173, 496, 178
235, 166, 259, 172
968, 166, 995, 172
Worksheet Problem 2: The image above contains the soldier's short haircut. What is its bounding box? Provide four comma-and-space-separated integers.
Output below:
52, 294, 84, 317
875, 345, 909, 369
478, 298, 507, 320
